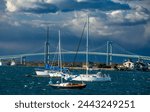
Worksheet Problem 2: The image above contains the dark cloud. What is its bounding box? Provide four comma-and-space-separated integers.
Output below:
59, 0, 130, 12
24, 3, 58, 14
5, 0, 130, 13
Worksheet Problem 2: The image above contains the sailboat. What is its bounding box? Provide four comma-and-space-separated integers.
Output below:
48, 30, 86, 89
35, 27, 50, 77
72, 15, 111, 82
0, 60, 2, 66
35, 27, 64, 77
48, 34, 64, 78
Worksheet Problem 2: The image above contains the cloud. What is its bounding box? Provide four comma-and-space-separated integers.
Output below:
5, 0, 130, 13
112, 0, 150, 10
0, 0, 150, 56
106, 6, 150, 25
0, 12, 21, 26
5, 0, 58, 13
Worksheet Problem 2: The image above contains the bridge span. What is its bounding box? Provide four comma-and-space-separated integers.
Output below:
0, 51, 150, 61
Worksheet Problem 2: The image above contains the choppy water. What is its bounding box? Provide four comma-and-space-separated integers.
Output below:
0, 66, 150, 95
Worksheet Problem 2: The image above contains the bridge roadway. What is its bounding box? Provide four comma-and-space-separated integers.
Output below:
0, 51, 150, 61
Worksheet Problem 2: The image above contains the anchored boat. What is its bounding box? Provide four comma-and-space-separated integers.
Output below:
71, 15, 111, 82
48, 30, 87, 89
49, 82, 86, 89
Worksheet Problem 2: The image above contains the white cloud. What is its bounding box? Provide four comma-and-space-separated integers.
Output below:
5, 0, 55, 12
6, 0, 17, 12
106, 6, 149, 24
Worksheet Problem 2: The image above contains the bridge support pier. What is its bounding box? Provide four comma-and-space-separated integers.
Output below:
20, 56, 26, 65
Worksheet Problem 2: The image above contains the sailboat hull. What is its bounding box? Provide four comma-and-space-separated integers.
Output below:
72, 74, 111, 82
35, 69, 49, 77
49, 72, 62, 78
48, 83, 86, 89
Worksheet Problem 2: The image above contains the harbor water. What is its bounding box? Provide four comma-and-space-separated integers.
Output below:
0, 66, 150, 95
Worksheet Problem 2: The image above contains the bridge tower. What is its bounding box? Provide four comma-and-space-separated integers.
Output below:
20, 56, 26, 65
106, 41, 113, 66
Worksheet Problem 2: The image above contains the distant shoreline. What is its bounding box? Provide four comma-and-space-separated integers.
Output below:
68, 67, 114, 71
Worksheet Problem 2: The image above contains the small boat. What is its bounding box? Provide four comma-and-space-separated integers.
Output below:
10, 59, 16, 66
49, 82, 86, 89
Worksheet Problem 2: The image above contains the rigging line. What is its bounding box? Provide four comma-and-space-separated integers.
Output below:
51, 44, 59, 66
61, 48, 73, 52
89, 44, 107, 52
72, 21, 87, 66
19, 45, 44, 55
32, 46, 44, 53
113, 43, 137, 55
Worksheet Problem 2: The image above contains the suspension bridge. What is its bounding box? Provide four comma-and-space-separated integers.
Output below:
0, 41, 150, 65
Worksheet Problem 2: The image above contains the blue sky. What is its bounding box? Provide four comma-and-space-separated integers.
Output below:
0, 0, 150, 61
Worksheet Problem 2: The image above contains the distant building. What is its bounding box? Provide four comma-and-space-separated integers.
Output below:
123, 59, 134, 70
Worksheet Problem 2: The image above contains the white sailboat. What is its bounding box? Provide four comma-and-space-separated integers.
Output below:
72, 15, 111, 82
0, 60, 3, 66
48, 30, 86, 89
48, 30, 64, 77
35, 27, 50, 77
35, 27, 63, 77
10, 59, 16, 66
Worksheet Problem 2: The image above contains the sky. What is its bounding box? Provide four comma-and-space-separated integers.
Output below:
0, 0, 150, 62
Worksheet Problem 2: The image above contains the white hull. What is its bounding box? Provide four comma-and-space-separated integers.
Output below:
35, 69, 64, 77
0, 62, 2, 66
49, 71, 62, 78
72, 74, 111, 82
35, 70, 49, 76
11, 61, 16, 66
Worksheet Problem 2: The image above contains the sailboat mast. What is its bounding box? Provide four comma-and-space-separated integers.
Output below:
86, 15, 89, 75
59, 30, 63, 83
59, 30, 62, 72
45, 26, 50, 64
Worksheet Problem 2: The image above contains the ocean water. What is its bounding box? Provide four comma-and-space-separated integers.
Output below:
0, 66, 150, 95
